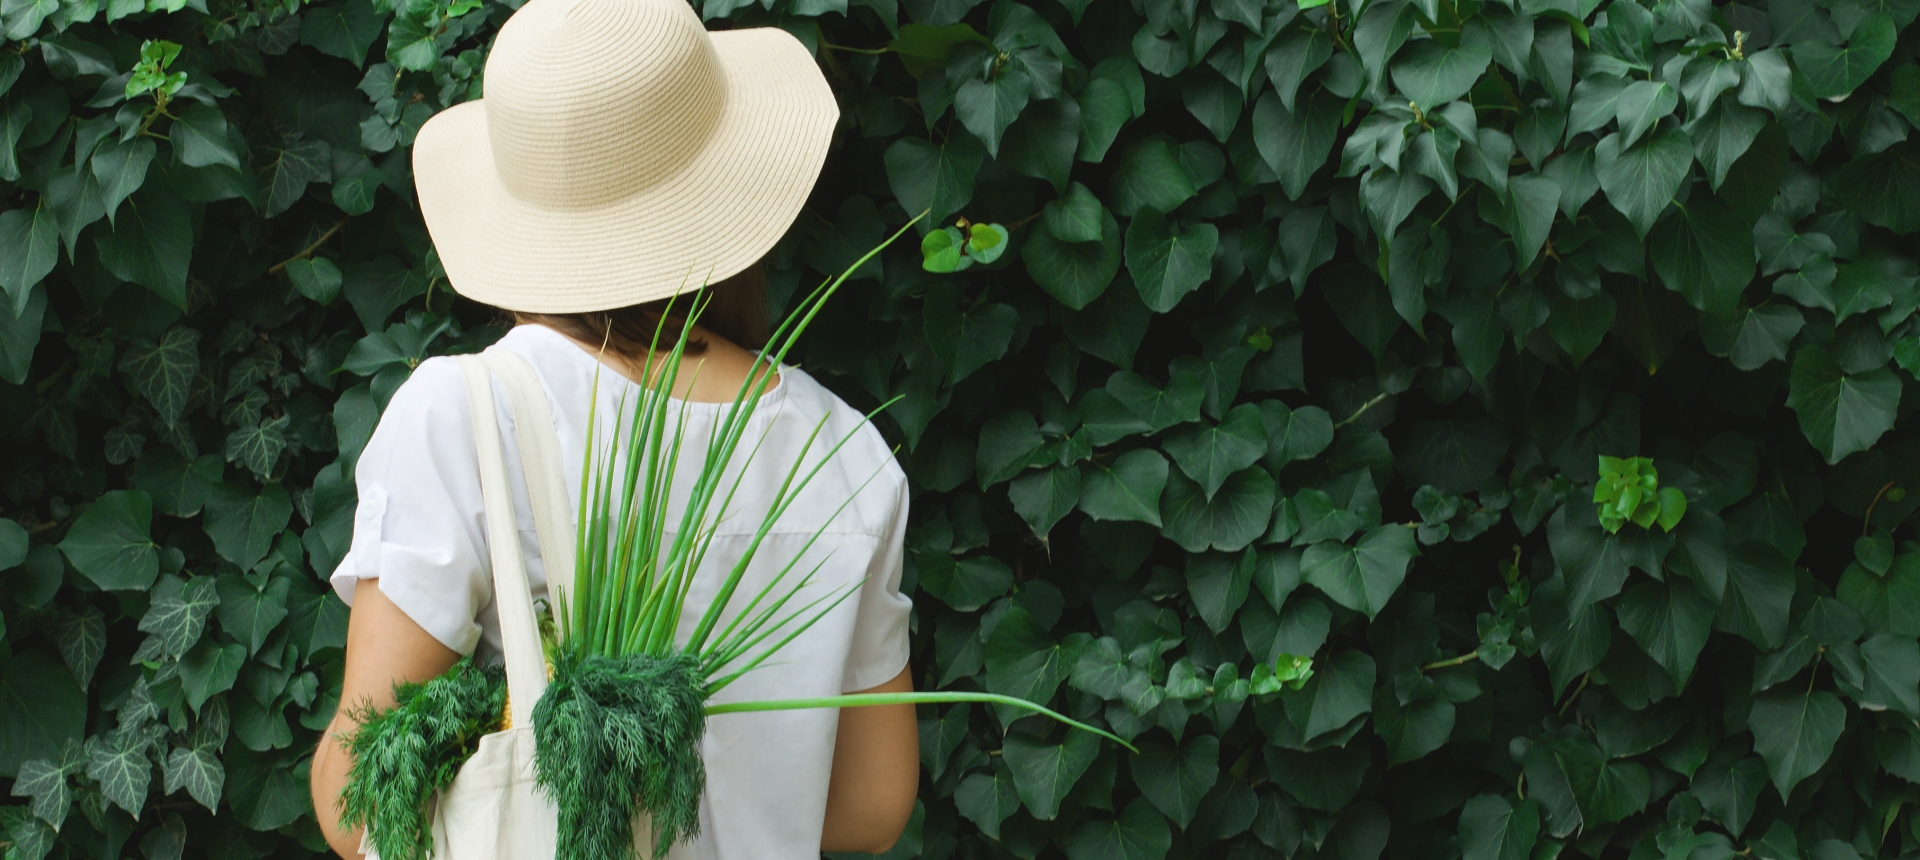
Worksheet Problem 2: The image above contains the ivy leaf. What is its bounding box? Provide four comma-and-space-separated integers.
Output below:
1786, 347, 1901, 464
1252, 89, 1341, 200
1790, 14, 1896, 99
133, 450, 221, 517
223, 747, 309, 830
1615, 578, 1716, 685
259, 139, 331, 218
287, 257, 344, 305
1458, 794, 1540, 860
1649, 199, 1756, 315
1546, 502, 1667, 616
1258, 402, 1334, 471
1281, 649, 1374, 741
1133, 735, 1218, 829
178, 639, 246, 712
1264, 28, 1332, 111
976, 410, 1044, 488
1187, 550, 1254, 632
1009, 465, 1079, 538
1610, 81, 1677, 150
954, 69, 1031, 156
1003, 730, 1100, 820
52, 608, 104, 689
1717, 542, 1796, 650
137, 575, 220, 658
923, 286, 1017, 385
983, 605, 1073, 715
1001, 98, 1080, 191
1076, 77, 1133, 163
170, 103, 242, 170
1699, 304, 1804, 370
85, 729, 152, 816
1301, 525, 1417, 619
1749, 687, 1846, 797
0, 651, 85, 781
1107, 371, 1203, 432
299, 0, 388, 68
0, 199, 59, 314
215, 573, 292, 656
1162, 465, 1275, 553
95, 192, 193, 308
89, 136, 155, 226
1687, 103, 1766, 189
1831, 141, 1920, 234
1391, 41, 1491, 108
11, 757, 71, 830
1024, 207, 1121, 309
1162, 404, 1266, 499
1079, 449, 1170, 527
1042, 181, 1104, 242
954, 763, 1020, 838
1397, 417, 1511, 495
1062, 799, 1173, 860
57, 490, 158, 591
1109, 139, 1196, 217
203, 483, 293, 572
1595, 128, 1692, 237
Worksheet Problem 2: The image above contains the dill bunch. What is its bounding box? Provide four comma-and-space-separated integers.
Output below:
532, 650, 707, 860
338, 657, 507, 860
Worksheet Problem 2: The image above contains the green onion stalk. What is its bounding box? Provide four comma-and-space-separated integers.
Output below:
340, 212, 1132, 860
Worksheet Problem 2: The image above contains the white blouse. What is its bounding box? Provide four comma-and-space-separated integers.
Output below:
330, 323, 913, 859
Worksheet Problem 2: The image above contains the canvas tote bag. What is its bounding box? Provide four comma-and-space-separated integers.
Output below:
358, 351, 652, 860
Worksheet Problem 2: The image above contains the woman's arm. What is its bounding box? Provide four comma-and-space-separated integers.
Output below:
820, 666, 920, 853
310, 579, 462, 860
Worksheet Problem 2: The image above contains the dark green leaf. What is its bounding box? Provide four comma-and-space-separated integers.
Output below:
1133, 735, 1218, 828
56, 490, 158, 591
203, 483, 293, 571
1649, 198, 1756, 315
1079, 449, 1170, 527
1026, 208, 1122, 309
1458, 794, 1540, 860
1749, 687, 1846, 797
94, 192, 192, 308
1790, 13, 1896, 99
1392, 41, 1491, 108
1301, 525, 1417, 618
1786, 346, 1901, 464
1595, 128, 1692, 236
0, 651, 85, 779
1162, 465, 1275, 553
1163, 404, 1266, 499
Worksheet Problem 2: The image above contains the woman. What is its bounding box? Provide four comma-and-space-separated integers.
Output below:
306, 0, 919, 855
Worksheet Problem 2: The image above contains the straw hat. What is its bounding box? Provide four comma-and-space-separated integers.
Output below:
412, 0, 839, 313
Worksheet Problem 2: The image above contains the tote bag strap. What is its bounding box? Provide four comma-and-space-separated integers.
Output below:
455, 354, 547, 728
477, 351, 576, 615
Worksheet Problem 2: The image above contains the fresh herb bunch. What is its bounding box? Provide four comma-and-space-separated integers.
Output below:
533, 650, 706, 860
337, 657, 507, 860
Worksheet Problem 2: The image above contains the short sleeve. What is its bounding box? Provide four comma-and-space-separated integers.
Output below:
329, 357, 493, 656
840, 467, 913, 692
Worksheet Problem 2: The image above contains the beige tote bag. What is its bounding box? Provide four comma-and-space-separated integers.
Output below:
359, 351, 651, 860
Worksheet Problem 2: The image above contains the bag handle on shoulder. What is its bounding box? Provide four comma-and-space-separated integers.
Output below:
455, 354, 550, 728
478, 352, 575, 611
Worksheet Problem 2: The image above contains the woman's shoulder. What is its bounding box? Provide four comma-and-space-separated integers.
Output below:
775, 367, 905, 484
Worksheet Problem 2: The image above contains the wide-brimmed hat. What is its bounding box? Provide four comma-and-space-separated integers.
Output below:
412, 0, 838, 313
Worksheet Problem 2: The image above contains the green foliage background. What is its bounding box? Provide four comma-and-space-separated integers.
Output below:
3, 0, 1920, 852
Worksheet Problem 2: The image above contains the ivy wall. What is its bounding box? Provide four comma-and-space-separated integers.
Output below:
2, 0, 1919, 856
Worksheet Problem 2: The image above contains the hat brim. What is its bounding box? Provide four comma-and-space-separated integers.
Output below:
412, 27, 837, 314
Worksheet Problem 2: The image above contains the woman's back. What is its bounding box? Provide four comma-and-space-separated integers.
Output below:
329, 322, 912, 858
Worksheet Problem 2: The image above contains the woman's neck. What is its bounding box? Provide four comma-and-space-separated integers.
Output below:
532, 322, 781, 404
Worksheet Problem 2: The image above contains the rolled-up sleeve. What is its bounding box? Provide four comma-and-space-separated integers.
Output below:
329, 357, 493, 656
840, 468, 914, 692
